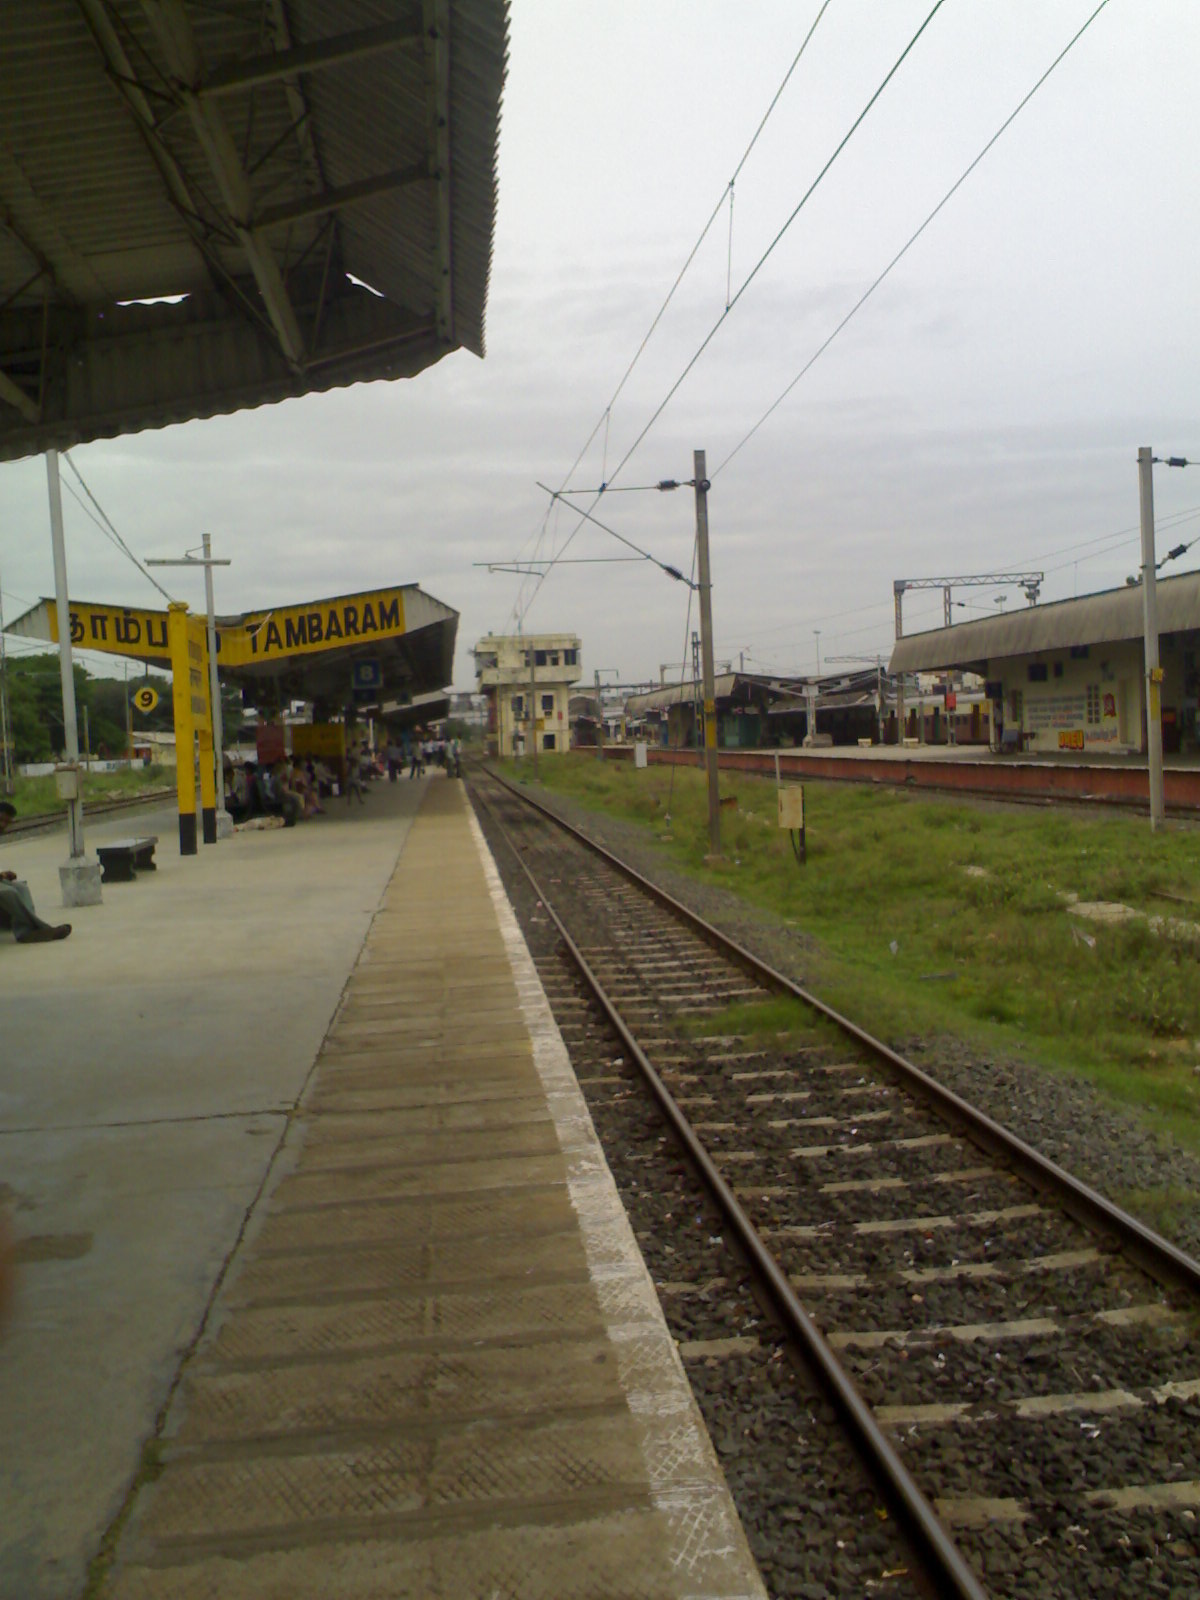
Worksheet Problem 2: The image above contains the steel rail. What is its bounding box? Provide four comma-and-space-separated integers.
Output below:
476, 765, 1200, 1301
470, 774, 989, 1600
3, 788, 175, 838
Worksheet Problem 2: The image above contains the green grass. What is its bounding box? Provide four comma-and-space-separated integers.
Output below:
503, 754, 1200, 1159
680, 995, 829, 1046
9, 765, 170, 817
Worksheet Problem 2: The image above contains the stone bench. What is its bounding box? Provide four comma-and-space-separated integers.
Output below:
95, 836, 158, 883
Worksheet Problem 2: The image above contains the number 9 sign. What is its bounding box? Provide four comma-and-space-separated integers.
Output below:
132, 686, 159, 714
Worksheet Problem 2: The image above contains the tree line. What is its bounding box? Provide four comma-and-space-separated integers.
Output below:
2, 653, 243, 762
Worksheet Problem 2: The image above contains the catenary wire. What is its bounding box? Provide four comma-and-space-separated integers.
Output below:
715, 0, 1112, 477
61, 452, 176, 603
509, 0, 834, 621
518, 1, 945, 624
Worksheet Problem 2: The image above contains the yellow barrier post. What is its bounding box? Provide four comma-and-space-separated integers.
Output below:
187, 613, 216, 844
167, 603, 197, 856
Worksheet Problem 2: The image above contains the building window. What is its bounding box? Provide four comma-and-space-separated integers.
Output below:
1027, 662, 1048, 683
549, 653, 559, 666
1086, 685, 1101, 725
1053, 661, 1064, 678
512, 694, 523, 716
563, 648, 578, 665
1070, 645, 1090, 659
541, 693, 554, 713
543, 733, 556, 751
535, 650, 548, 666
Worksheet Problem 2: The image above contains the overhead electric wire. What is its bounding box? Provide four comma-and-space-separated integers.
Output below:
715, 0, 1112, 477
506, 0, 835, 629
61, 452, 176, 604
534, 486, 694, 584
1020, 502, 1200, 576
517, 0, 945, 625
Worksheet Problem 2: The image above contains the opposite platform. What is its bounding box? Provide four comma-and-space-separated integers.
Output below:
103, 780, 766, 1599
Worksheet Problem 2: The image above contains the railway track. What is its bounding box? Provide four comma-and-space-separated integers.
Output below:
3, 787, 174, 837
468, 764, 1200, 1600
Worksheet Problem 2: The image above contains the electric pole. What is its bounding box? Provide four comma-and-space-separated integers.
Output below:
0, 559, 13, 794
1138, 446, 1165, 831
47, 448, 102, 905
595, 668, 604, 761
693, 449, 721, 858
529, 638, 538, 779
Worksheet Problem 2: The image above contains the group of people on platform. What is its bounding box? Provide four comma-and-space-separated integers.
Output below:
224, 756, 333, 827
384, 732, 461, 781
223, 731, 462, 827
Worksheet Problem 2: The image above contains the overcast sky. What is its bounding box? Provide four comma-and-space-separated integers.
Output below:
3, 0, 1199, 691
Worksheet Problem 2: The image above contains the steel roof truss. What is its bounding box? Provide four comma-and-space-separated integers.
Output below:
0, 369, 39, 424
136, 0, 307, 369
255, 164, 429, 233
199, 16, 423, 99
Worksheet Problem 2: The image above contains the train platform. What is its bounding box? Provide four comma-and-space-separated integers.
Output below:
0, 776, 765, 1600
638, 740, 1200, 812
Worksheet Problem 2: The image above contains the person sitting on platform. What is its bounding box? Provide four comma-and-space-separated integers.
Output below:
0, 804, 71, 943
344, 746, 368, 805
268, 762, 304, 826
309, 758, 336, 798
225, 760, 257, 822
291, 760, 324, 818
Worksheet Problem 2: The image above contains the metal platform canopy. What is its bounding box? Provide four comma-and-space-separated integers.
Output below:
229, 586, 457, 713
887, 572, 1200, 676
7, 581, 458, 714
0, 0, 507, 461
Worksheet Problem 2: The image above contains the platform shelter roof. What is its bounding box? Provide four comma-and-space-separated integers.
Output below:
0, 0, 507, 462
624, 672, 803, 716
888, 571, 1200, 676
6, 580, 457, 710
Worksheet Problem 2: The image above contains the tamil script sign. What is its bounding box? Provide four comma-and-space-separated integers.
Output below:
32, 586, 410, 668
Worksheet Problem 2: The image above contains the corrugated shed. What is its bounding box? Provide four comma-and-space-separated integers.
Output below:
0, 0, 507, 459
888, 571, 1200, 674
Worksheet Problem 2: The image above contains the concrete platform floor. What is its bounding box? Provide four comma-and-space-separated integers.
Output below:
0, 777, 425, 1599
2, 777, 765, 1600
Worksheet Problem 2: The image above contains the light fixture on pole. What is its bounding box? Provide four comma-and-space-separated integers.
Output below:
146, 535, 233, 840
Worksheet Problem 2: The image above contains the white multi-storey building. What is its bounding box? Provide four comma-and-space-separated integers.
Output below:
473, 632, 581, 757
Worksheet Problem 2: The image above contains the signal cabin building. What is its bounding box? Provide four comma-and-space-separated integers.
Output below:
888, 572, 1200, 756
473, 633, 582, 757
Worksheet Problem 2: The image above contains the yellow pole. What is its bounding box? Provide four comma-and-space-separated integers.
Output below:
198, 726, 216, 841
167, 602, 197, 856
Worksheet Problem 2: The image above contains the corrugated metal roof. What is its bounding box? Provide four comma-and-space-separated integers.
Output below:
888, 570, 1200, 674
625, 675, 741, 715
0, 0, 507, 460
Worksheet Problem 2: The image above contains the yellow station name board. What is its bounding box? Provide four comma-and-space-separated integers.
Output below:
42, 586, 409, 668
233, 590, 406, 665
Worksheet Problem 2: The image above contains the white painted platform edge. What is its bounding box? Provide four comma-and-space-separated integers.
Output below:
465, 797, 768, 1600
